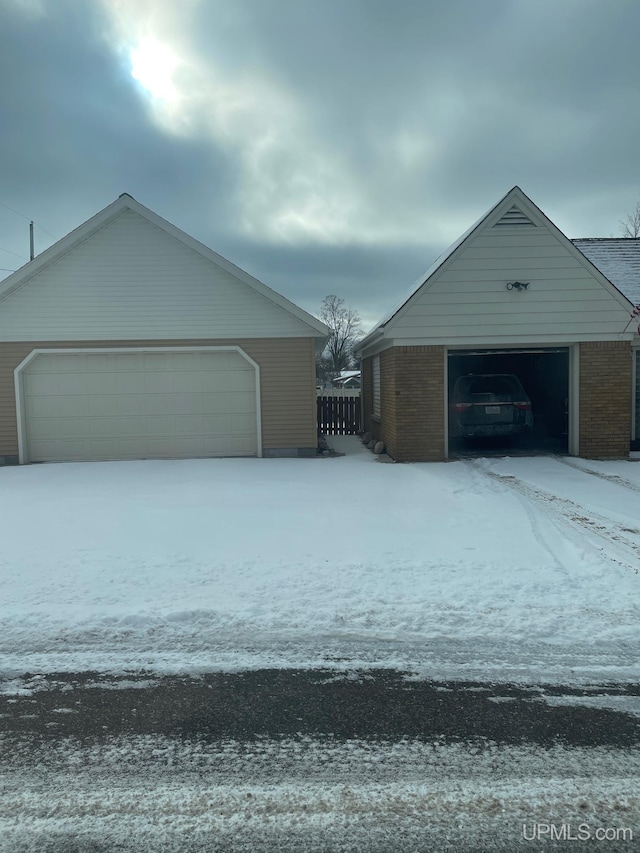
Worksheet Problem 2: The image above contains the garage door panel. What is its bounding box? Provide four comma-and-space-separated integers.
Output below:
231, 413, 258, 433
113, 395, 143, 416
144, 415, 177, 437
24, 373, 63, 396
146, 437, 177, 456
22, 350, 259, 461
202, 351, 235, 371
169, 352, 201, 371
232, 370, 258, 392
200, 393, 230, 414
28, 354, 81, 374
174, 414, 205, 435
87, 373, 118, 394
87, 417, 121, 437
84, 354, 114, 372
110, 438, 147, 457
114, 372, 148, 394
201, 414, 233, 434
200, 370, 233, 393
178, 371, 210, 393
172, 393, 203, 415
227, 434, 257, 454
113, 353, 146, 371
59, 396, 91, 417
227, 392, 257, 414
58, 417, 96, 440
87, 395, 120, 417
142, 370, 171, 393
30, 439, 75, 459
26, 394, 88, 419
28, 418, 59, 440
139, 352, 170, 370
30, 418, 88, 441
117, 417, 149, 437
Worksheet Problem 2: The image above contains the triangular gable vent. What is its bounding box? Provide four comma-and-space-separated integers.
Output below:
493, 205, 536, 227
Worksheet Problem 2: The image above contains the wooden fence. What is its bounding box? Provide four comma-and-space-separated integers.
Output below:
317, 394, 361, 435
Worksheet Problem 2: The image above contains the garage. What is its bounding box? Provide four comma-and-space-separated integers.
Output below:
357, 187, 637, 461
448, 348, 569, 455
16, 348, 260, 463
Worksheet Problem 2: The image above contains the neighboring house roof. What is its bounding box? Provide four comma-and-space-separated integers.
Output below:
0, 193, 329, 340
572, 239, 640, 306
332, 371, 361, 387
356, 186, 636, 353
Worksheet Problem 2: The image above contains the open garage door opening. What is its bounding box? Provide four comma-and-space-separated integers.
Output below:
448, 348, 569, 456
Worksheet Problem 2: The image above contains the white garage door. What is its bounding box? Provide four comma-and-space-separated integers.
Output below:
21, 350, 258, 462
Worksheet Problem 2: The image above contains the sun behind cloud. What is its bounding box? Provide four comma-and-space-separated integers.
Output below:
130, 37, 178, 101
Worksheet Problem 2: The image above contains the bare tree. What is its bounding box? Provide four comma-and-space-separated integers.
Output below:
319, 294, 362, 379
620, 199, 640, 237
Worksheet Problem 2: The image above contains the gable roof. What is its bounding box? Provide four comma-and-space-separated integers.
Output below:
356, 186, 635, 352
0, 193, 329, 338
572, 238, 640, 306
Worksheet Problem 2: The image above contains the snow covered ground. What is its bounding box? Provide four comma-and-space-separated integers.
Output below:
1, 438, 639, 683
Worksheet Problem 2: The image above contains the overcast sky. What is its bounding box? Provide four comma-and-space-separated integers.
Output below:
1, 0, 639, 331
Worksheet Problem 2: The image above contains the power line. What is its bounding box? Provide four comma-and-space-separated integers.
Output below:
0, 245, 28, 261
0, 200, 58, 240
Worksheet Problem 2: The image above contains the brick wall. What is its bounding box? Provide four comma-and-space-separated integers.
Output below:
361, 347, 445, 460
380, 349, 398, 454
579, 341, 631, 458
361, 356, 375, 437
392, 346, 446, 461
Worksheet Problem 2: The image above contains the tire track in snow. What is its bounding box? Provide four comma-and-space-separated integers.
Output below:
460, 459, 596, 577
465, 460, 640, 571
458, 459, 574, 576
553, 456, 640, 495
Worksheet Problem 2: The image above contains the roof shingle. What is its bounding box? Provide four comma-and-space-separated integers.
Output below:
573, 238, 640, 306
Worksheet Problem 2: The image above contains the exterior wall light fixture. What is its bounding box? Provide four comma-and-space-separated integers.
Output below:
506, 281, 530, 292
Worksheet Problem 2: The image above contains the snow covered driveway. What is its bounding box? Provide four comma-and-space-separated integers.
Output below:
1, 439, 639, 682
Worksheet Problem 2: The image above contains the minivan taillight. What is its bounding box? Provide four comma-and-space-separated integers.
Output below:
454, 402, 473, 411
513, 401, 531, 410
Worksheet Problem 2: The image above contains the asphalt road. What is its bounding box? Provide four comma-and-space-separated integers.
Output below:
2, 670, 639, 852
2, 669, 640, 745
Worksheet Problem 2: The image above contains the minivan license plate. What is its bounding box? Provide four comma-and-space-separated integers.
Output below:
485, 406, 500, 414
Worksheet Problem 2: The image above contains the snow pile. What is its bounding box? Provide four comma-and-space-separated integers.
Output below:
1, 440, 639, 681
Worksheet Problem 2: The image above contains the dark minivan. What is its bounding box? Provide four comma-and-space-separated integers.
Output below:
450, 374, 533, 438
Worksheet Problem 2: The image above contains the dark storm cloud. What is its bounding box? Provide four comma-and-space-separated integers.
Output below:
175, 0, 640, 319
225, 239, 431, 328
0, 1, 238, 262
188, 0, 640, 214
1, 0, 640, 328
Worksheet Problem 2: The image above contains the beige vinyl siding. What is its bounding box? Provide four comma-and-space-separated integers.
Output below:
389, 224, 632, 345
0, 211, 319, 341
0, 338, 317, 457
